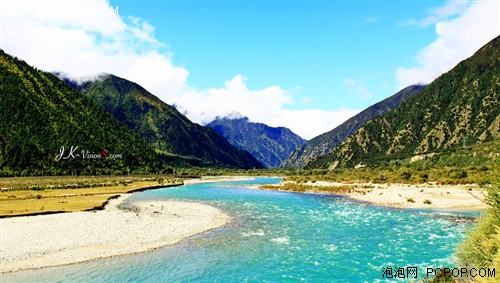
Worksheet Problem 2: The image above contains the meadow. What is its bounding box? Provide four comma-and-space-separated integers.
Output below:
0, 175, 184, 217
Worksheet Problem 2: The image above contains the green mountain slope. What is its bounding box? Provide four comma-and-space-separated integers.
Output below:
281, 85, 425, 169
76, 75, 264, 169
307, 35, 500, 169
207, 116, 305, 168
0, 50, 167, 176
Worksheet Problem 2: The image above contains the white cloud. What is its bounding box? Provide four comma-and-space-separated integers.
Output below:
343, 78, 373, 99
266, 108, 360, 141
174, 76, 359, 139
396, 0, 500, 89
2, 1, 186, 92
173, 75, 291, 124
404, 0, 470, 27
1, 0, 357, 140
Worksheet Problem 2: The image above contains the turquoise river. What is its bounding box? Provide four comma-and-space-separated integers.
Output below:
4, 177, 477, 282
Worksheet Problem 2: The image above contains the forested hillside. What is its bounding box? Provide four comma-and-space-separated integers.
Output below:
76, 75, 264, 169
306, 35, 500, 169
281, 85, 424, 169
0, 50, 166, 176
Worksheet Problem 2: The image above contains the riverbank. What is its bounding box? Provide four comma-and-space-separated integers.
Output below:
1, 194, 230, 273
183, 175, 257, 185
259, 181, 487, 211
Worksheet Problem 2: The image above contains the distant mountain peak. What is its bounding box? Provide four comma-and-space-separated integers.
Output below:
207, 118, 305, 168
214, 112, 247, 121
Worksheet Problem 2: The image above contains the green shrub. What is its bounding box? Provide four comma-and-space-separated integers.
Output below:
420, 173, 429, 182
458, 185, 500, 260
457, 164, 499, 282
401, 171, 412, 180
479, 165, 489, 172
452, 171, 468, 179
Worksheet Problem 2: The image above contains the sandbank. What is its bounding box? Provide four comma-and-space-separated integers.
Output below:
1, 194, 230, 273
303, 181, 487, 211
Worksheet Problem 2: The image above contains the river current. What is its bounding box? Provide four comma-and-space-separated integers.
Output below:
4, 177, 474, 282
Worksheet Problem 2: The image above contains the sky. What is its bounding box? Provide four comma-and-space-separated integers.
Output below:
1, 0, 499, 139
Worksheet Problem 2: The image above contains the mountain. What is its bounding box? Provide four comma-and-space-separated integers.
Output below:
0, 50, 167, 176
73, 74, 264, 169
280, 85, 425, 169
306, 35, 500, 169
206, 116, 305, 168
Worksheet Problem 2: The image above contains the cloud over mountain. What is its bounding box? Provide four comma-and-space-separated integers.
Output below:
396, 0, 499, 89
1, 0, 357, 139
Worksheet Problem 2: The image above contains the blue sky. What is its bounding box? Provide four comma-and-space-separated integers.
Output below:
116, 1, 436, 110
2, 0, 499, 138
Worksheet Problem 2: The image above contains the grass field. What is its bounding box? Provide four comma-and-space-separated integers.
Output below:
0, 175, 185, 217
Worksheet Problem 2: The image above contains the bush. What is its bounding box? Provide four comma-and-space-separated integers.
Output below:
400, 172, 411, 181
420, 173, 429, 182
458, 183, 500, 270
452, 171, 468, 179
407, 198, 415, 203
423, 199, 432, 205
479, 165, 489, 172
457, 162, 499, 282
